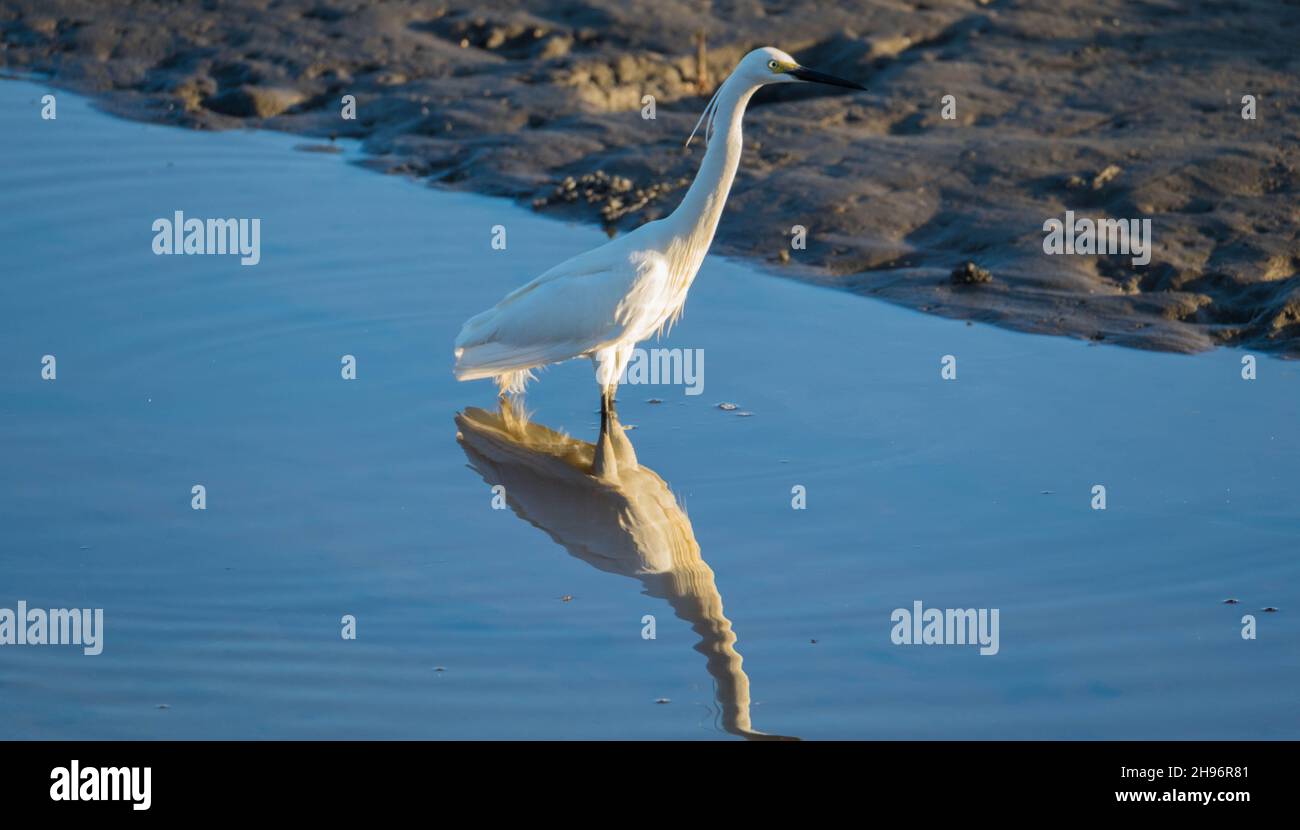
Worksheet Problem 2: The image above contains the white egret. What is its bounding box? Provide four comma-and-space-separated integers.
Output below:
454, 46, 865, 459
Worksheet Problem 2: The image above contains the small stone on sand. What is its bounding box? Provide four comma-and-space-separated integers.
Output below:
950, 261, 993, 286
1091, 164, 1122, 190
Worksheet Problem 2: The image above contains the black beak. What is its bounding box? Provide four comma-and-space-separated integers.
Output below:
789, 66, 867, 91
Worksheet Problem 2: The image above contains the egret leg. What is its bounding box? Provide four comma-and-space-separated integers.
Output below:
592, 345, 632, 479
599, 385, 611, 437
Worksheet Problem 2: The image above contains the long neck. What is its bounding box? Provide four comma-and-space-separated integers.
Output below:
667, 76, 759, 266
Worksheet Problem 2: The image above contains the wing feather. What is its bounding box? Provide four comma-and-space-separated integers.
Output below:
455, 241, 671, 380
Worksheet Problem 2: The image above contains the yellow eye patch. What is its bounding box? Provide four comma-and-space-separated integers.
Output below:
768, 59, 798, 74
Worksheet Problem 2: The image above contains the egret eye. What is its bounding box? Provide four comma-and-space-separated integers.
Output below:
768, 60, 780, 71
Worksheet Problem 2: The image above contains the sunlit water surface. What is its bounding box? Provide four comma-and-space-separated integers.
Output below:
1, 80, 1296, 739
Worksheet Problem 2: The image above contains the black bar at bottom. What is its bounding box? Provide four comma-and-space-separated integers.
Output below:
3, 740, 1289, 816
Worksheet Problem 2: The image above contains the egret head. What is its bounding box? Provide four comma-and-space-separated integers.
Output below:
740, 46, 867, 90
686, 47, 866, 147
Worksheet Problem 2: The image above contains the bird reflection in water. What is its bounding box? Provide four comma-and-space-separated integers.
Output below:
455, 403, 796, 741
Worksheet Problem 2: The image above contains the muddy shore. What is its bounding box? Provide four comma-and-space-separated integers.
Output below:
3, 0, 1298, 355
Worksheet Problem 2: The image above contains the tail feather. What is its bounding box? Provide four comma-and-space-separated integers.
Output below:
455, 325, 570, 397
454, 339, 570, 380
494, 369, 535, 396
454, 285, 603, 394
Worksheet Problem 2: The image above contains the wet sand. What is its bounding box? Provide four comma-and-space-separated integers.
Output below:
2, 0, 1298, 356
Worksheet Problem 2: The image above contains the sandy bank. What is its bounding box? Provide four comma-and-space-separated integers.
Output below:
4, 0, 1298, 355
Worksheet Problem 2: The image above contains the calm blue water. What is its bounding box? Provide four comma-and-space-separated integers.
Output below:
1, 80, 1296, 739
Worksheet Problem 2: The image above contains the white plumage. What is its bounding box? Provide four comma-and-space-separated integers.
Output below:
455, 235, 675, 394
453, 46, 865, 448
